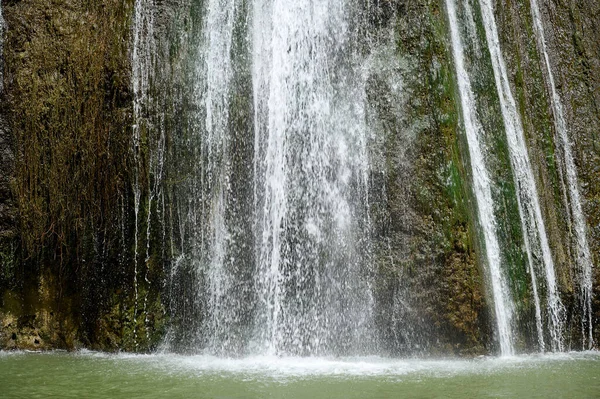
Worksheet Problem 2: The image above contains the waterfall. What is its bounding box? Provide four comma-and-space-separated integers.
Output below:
445, 0, 515, 355
150, 0, 593, 357
529, 0, 594, 349
195, 0, 239, 353
178, 0, 373, 356
478, 0, 565, 351
251, 0, 372, 355
132, 0, 156, 348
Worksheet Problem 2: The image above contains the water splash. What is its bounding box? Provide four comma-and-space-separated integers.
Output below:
478, 0, 565, 352
529, 0, 594, 349
445, 0, 515, 356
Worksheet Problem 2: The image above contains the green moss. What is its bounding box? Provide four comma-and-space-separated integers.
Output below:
366, 0, 492, 355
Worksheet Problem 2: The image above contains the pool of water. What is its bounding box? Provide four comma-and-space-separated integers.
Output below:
1, 350, 599, 398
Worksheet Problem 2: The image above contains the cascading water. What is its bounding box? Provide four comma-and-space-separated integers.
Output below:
529, 0, 594, 349
181, 0, 373, 356
194, 0, 240, 353
251, 0, 372, 355
132, 0, 156, 348
143, 0, 596, 357
445, 0, 515, 356
2, 0, 599, 367
478, 0, 565, 352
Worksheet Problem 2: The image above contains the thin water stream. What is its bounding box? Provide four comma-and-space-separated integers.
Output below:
478, 0, 565, 351
132, 0, 156, 350
528, 0, 594, 349
445, 0, 514, 355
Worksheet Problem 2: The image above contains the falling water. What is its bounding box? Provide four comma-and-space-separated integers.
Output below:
195, 0, 239, 353
478, 0, 565, 351
529, 0, 594, 349
132, 0, 156, 348
152, 0, 593, 357
445, 0, 515, 355
180, 0, 373, 356
251, 0, 372, 356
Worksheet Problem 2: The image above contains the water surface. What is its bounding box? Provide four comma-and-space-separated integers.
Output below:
1, 351, 599, 398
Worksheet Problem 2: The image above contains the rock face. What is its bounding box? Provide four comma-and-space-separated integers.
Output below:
0, 91, 15, 287
0, 0, 598, 354
0, 0, 15, 302
543, 0, 600, 342
492, 0, 600, 348
0, 0, 164, 352
365, 0, 491, 355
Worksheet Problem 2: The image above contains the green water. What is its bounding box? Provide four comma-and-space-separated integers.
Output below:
1, 351, 599, 398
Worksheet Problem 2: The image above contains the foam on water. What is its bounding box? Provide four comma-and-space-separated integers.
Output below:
68, 351, 600, 379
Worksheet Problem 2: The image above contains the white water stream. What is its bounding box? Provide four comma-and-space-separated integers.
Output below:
529, 0, 594, 349
478, 0, 565, 352
132, 0, 156, 349
251, 0, 372, 355
445, 0, 515, 355
170, 0, 374, 356
129, 0, 595, 357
